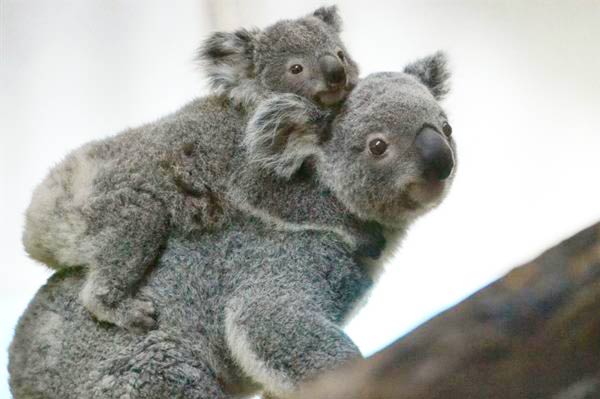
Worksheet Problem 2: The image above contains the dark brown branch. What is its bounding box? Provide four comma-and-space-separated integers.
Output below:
296, 221, 600, 399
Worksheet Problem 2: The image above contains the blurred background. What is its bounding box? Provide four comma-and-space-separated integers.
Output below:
1, 0, 599, 396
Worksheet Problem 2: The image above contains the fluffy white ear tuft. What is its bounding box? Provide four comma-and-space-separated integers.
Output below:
196, 28, 261, 99
403, 51, 451, 100
312, 5, 342, 32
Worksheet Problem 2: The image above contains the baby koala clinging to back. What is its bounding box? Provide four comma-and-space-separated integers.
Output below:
201, 5, 358, 107
22, 6, 359, 333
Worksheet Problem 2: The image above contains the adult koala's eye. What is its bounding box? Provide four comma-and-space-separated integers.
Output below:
442, 121, 453, 137
337, 51, 345, 62
369, 138, 388, 156
289, 64, 304, 74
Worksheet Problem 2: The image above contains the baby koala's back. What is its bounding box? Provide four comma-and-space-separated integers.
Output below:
22, 94, 244, 269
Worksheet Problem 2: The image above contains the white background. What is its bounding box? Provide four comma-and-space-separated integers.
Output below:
1, 1, 599, 397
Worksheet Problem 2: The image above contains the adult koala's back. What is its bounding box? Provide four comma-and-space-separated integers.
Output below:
10, 222, 365, 399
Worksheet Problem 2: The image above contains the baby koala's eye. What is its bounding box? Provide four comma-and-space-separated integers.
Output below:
442, 121, 452, 137
289, 64, 304, 74
369, 138, 388, 156
337, 51, 345, 62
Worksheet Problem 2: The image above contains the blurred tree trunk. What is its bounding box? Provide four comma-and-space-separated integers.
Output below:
295, 221, 600, 399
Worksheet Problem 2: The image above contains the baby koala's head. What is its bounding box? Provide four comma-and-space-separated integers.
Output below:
245, 52, 456, 229
198, 6, 359, 107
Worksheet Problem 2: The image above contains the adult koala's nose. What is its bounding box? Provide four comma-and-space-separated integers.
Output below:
415, 126, 455, 181
320, 54, 346, 89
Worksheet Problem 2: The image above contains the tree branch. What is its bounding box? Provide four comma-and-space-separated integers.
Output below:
296, 221, 600, 399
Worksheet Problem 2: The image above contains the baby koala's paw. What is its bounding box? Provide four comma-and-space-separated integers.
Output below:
119, 297, 158, 334
81, 282, 158, 334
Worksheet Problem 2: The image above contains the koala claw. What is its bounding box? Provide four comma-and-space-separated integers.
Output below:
122, 299, 158, 334
82, 287, 157, 334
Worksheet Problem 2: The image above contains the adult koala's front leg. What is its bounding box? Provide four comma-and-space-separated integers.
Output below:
79, 188, 169, 333
225, 291, 361, 398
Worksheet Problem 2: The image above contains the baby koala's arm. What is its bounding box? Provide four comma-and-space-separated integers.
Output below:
79, 187, 169, 333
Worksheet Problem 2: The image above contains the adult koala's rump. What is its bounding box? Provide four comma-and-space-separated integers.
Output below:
21, 6, 359, 333
10, 54, 456, 399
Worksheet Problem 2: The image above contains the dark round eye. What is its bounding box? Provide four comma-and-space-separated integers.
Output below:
369, 138, 388, 156
337, 51, 345, 62
290, 64, 303, 74
442, 121, 452, 137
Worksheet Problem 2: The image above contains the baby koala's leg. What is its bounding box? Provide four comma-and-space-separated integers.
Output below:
225, 293, 361, 398
80, 188, 169, 333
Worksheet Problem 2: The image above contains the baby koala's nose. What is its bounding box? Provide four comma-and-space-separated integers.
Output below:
415, 126, 454, 181
320, 54, 346, 89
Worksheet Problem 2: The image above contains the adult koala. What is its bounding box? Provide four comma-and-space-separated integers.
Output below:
10, 53, 455, 399
21, 6, 359, 333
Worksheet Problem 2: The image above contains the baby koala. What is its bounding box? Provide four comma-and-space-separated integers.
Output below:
22, 6, 359, 333
200, 5, 358, 108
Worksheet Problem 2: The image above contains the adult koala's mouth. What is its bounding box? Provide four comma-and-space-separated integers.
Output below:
405, 180, 448, 210
370, 180, 448, 229
369, 181, 447, 229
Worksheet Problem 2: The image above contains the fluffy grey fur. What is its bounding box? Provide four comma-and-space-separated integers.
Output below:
10, 56, 456, 398
198, 5, 358, 108
403, 50, 450, 100
22, 6, 359, 333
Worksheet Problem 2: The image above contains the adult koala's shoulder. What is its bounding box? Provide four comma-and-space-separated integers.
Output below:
198, 5, 359, 108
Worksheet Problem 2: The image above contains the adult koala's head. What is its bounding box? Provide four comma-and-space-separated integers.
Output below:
198, 6, 359, 107
245, 52, 456, 229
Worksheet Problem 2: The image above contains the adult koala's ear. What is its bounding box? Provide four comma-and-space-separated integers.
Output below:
244, 94, 330, 179
196, 28, 260, 94
312, 5, 342, 32
404, 51, 451, 100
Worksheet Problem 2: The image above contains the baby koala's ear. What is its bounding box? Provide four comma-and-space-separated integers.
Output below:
244, 94, 330, 179
197, 28, 261, 93
312, 5, 342, 32
404, 51, 451, 100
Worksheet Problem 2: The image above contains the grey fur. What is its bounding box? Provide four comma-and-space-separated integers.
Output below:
22, 7, 360, 333
10, 62, 456, 398
243, 94, 331, 178
313, 5, 343, 32
197, 5, 359, 108
403, 50, 450, 100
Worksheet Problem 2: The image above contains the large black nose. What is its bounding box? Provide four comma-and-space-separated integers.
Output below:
319, 54, 346, 89
415, 126, 454, 181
